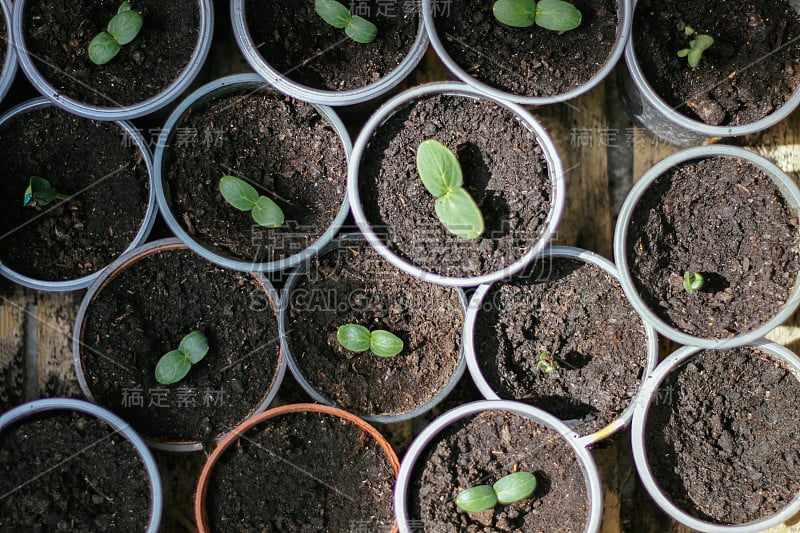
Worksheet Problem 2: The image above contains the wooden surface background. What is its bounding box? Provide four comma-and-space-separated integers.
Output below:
2, 2, 800, 531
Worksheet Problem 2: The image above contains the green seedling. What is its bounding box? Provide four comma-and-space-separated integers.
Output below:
88, 1, 143, 65
677, 26, 714, 68
337, 324, 403, 357
219, 175, 285, 228
23, 176, 71, 207
155, 331, 209, 385
683, 271, 705, 294
416, 139, 485, 240
456, 472, 537, 512
536, 351, 559, 373
315, 0, 377, 43
493, 0, 581, 33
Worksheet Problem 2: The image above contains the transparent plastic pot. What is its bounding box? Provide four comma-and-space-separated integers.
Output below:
154, 73, 352, 273
614, 145, 800, 349
0, 97, 157, 292
231, 0, 428, 106
463, 245, 659, 447
630, 340, 800, 532
0, 397, 162, 533
394, 400, 604, 533
12, 0, 214, 121
0, 0, 18, 105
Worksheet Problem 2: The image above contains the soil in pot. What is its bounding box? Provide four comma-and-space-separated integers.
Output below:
0, 11, 6, 73
645, 346, 800, 524
23, 0, 200, 107
285, 238, 463, 417
244, 0, 419, 91
433, 0, 618, 97
626, 155, 800, 339
474, 256, 649, 436
80, 246, 281, 444
410, 409, 589, 532
0, 106, 149, 281
633, 0, 800, 126
165, 90, 347, 263
359, 94, 552, 278
205, 410, 395, 531
0, 410, 151, 531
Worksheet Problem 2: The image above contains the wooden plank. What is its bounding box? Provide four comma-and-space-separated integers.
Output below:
35, 291, 82, 398
0, 286, 30, 411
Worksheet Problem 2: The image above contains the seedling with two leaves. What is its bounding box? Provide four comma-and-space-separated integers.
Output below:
337, 324, 404, 358
219, 175, 285, 228
493, 0, 582, 33
155, 331, 209, 385
315, 0, 377, 43
677, 26, 714, 68
456, 471, 537, 512
23, 176, 71, 208
88, 1, 143, 65
683, 271, 705, 294
536, 350, 560, 373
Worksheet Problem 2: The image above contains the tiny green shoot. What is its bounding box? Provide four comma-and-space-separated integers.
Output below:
492, 0, 582, 33
456, 472, 537, 512
219, 175, 285, 228
683, 271, 705, 294
677, 26, 714, 68
315, 0, 377, 43
536, 351, 559, 373
155, 331, 209, 385
416, 139, 485, 240
23, 176, 70, 207
336, 324, 403, 357
88, 1, 143, 65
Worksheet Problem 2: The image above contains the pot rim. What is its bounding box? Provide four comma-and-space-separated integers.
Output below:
0, 0, 18, 105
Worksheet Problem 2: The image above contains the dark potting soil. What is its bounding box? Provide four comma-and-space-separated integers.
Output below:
434, 0, 618, 97
81, 247, 281, 444
206, 410, 395, 531
410, 410, 589, 532
285, 238, 463, 417
633, 0, 800, 126
0, 411, 151, 531
23, 0, 199, 107
245, 0, 419, 91
166, 91, 347, 263
0, 106, 149, 281
626, 156, 800, 339
359, 94, 552, 278
0, 12, 6, 73
646, 347, 800, 524
475, 256, 650, 436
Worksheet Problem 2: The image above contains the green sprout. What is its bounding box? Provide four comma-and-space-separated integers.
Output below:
336, 324, 403, 358
416, 139, 485, 240
155, 331, 209, 385
536, 351, 559, 373
315, 0, 377, 44
492, 0, 582, 33
219, 175, 285, 228
677, 26, 714, 68
683, 271, 705, 294
88, 1, 143, 65
23, 176, 70, 207
456, 472, 537, 513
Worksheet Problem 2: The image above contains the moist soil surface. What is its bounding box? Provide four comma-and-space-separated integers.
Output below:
434, 0, 618, 97
646, 347, 800, 524
0, 106, 149, 281
475, 256, 650, 437
359, 94, 552, 278
245, 0, 419, 91
23, 0, 199, 107
285, 238, 463, 418
0, 411, 151, 531
626, 156, 800, 339
411, 410, 589, 532
206, 410, 395, 531
81, 246, 281, 444
166, 90, 347, 264
0, 12, 7, 73
634, 0, 800, 126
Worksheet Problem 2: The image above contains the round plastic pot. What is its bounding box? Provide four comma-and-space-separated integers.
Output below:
463, 245, 659, 447
620, 0, 800, 146
12, 0, 214, 121
279, 233, 468, 424
231, 0, 428, 106
422, 0, 631, 106
0, 0, 18, 105
348, 82, 566, 287
195, 402, 401, 533
0, 397, 162, 533
630, 340, 800, 532
394, 399, 603, 533
154, 73, 352, 273
613, 145, 800, 349
0, 97, 157, 292
71, 238, 286, 452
